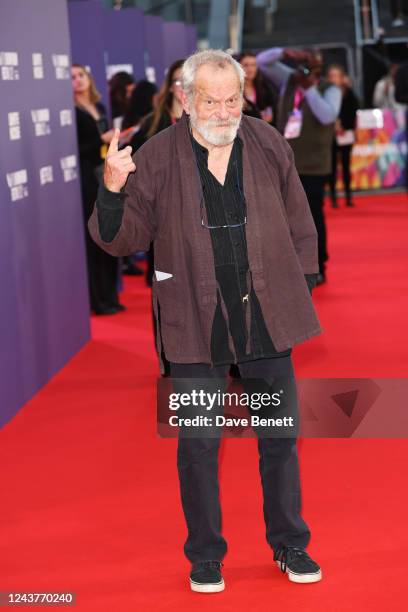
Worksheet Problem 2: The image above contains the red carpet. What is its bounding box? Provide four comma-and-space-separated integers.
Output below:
1, 193, 408, 611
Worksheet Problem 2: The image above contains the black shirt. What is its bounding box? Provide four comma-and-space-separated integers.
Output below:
191, 133, 292, 365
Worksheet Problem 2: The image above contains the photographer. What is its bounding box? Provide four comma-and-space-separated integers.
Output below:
257, 47, 341, 284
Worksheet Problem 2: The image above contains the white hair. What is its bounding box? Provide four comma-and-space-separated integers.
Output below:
181, 49, 245, 99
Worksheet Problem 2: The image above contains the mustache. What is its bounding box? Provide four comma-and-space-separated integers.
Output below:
203, 117, 240, 128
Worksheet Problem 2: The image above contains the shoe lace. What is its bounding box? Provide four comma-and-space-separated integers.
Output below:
206, 561, 223, 569
273, 545, 307, 573
198, 560, 223, 571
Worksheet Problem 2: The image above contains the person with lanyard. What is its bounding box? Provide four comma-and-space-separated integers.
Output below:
88, 50, 322, 593
256, 47, 342, 285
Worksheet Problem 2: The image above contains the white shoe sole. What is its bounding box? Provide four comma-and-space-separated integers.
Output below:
190, 578, 225, 593
276, 560, 322, 583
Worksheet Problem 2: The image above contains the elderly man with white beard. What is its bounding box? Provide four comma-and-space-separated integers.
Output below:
88, 50, 323, 593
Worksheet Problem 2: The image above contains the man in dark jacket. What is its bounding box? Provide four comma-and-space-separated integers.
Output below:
88, 50, 323, 593
257, 47, 341, 284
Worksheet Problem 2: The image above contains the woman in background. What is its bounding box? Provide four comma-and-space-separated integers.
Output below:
72, 64, 124, 315
121, 80, 158, 145
327, 64, 359, 208
237, 51, 278, 123
129, 59, 184, 154
109, 71, 135, 123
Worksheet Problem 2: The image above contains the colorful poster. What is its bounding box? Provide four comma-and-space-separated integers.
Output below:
348, 109, 406, 190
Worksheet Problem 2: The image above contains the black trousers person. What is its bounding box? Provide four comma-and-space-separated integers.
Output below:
170, 355, 310, 564
84, 230, 121, 314
299, 175, 328, 280
329, 141, 353, 207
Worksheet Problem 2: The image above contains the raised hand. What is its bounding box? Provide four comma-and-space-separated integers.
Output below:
283, 49, 309, 63
103, 128, 136, 193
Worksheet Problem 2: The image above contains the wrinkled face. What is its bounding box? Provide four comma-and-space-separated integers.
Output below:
183, 63, 243, 146
71, 66, 90, 94
327, 68, 343, 87
170, 68, 183, 104
240, 55, 257, 81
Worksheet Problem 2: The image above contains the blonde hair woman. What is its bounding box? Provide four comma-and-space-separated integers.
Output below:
72, 64, 124, 315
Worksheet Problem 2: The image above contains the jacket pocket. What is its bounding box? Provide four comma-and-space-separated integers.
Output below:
153, 276, 181, 326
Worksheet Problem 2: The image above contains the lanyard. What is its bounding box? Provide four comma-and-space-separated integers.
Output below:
293, 88, 304, 111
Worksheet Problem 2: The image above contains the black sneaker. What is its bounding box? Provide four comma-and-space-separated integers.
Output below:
190, 561, 225, 593
274, 545, 322, 583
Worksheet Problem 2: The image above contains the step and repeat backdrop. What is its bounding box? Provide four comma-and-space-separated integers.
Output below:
0, 0, 90, 426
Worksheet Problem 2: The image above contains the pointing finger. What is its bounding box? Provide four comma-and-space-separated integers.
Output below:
108, 128, 120, 154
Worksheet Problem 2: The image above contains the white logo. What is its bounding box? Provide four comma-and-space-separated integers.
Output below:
0, 51, 19, 80
8, 112, 21, 140
105, 64, 133, 80
60, 109, 72, 127
6, 169, 28, 202
31, 108, 51, 136
32, 53, 44, 79
60, 155, 77, 182
52, 54, 69, 79
39, 165, 54, 186
145, 66, 156, 83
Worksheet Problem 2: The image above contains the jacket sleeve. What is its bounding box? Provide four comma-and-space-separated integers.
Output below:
281, 144, 319, 274
256, 47, 293, 90
87, 144, 157, 257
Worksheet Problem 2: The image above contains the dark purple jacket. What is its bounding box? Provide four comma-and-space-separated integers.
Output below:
88, 112, 322, 372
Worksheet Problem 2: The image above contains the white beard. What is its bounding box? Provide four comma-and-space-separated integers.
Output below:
189, 106, 242, 146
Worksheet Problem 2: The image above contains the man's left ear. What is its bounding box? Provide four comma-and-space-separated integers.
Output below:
180, 90, 190, 115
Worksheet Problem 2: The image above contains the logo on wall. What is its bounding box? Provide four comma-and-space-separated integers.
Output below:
52, 54, 69, 79
60, 109, 72, 127
6, 169, 28, 202
145, 66, 156, 84
32, 53, 44, 79
0, 51, 19, 80
31, 109, 51, 136
60, 155, 77, 182
39, 165, 54, 186
8, 112, 21, 140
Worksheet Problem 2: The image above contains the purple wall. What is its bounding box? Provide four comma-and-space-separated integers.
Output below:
186, 24, 198, 55
144, 15, 166, 86
0, 0, 90, 427
68, 3, 198, 90
68, 0, 109, 108
162, 21, 192, 68
103, 7, 146, 81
